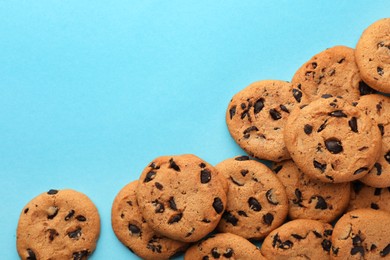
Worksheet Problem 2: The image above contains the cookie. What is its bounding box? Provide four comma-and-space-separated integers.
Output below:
331, 208, 390, 259
261, 219, 333, 260
355, 18, 390, 93
136, 154, 227, 243
16, 189, 100, 260
184, 232, 265, 260
284, 95, 382, 183
348, 181, 390, 213
215, 156, 288, 240
226, 80, 306, 162
291, 45, 365, 103
111, 181, 188, 260
356, 94, 390, 188
272, 160, 351, 223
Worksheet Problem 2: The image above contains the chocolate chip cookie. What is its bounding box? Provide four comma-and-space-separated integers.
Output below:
272, 160, 350, 223
261, 219, 333, 260
136, 154, 227, 243
356, 94, 390, 188
17, 189, 100, 260
284, 95, 382, 183
226, 80, 306, 162
355, 18, 390, 93
184, 233, 265, 260
111, 181, 188, 259
215, 156, 288, 240
348, 181, 390, 213
291, 45, 363, 102
331, 208, 390, 259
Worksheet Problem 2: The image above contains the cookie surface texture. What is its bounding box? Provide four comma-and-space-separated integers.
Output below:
292, 45, 363, 102
184, 232, 265, 260
355, 18, 390, 93
272, 160, 350, 223
16, 189, 100, 260
284, 96, 382, 183
356, 94, 390, 188
348, 181, 390, 214
215, 156, 288, 240
331, 208, 390, 259
136, 154, 227, 242
111, 181, 188, 260
226, 80, 305, 162
261, 219, 333, 260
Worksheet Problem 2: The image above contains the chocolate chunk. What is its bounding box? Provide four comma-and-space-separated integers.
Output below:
152, 200, 165, 213
273, 165, 283, 173
128, 224, 141, 236
68, 227, 82, 239
377, 67, 384, 76
304, 124, 313, 135
168, 197, 177, 211
266, 189, 279, 205
168, 213, 183, 224
235, 155, 250, 161
385, 151, 390, 164
26, 249, 36, 260
76, 215, 86, 222
313, 160, 327, 172
322, 239, 332, 252
248, 197, 262, 211
47, 189, 58, 195
280, 104, 290, 113
211, 248, 220, 258
47, 206, 59, 220
269, 109, 282, 120
325, 138, 343, 154
229, 106, 236, 119
371, 203, 379, 210
380, 244, 390, 257
378, 124, 384, 136
144, 171, 156, 182
317, 119, 328, 132
293, 88, 303, 103
169, 158, 181, 171
272, 233, 281, 248
213, 197, 224, 214
293, 188, 303, 206
155, 182, 163, 190
238, 211, 248, 217
292, 234, 304, 240
65, 210, 75, 221
223, 248, 234, 258
279, 240, 293, 249
48, 229, 59, 241
348, 117, 358, 133
374, 163, 383, 176
263, 213, 274, 225
351, 246, 365, 256
254, 98, 265, 114
72, 250, 89, 260
310, 195, 328, 210
353, 167, 368, 175
222, 211, 238, 226
200, 169, 211, 184
230, 176, 244, 186
329, 110, 347, 117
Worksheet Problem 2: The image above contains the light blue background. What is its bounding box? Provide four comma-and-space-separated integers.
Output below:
1, 1, 389, 259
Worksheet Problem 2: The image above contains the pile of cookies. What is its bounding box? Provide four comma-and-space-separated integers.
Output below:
16, 18, 390, 260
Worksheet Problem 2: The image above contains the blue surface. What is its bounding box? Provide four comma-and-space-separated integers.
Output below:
1, 1, 389, 259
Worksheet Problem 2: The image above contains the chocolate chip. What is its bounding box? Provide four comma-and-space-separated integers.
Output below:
65, 210, 75, 221
230, 176, 244, 186
26, 249, 36, 260
202, 257, 209, 260
313, 231, 322, 238
149, 162, 159, 169
317, 119, 328, 132
292, 234, 304, 240
304, 124, 313, 135
380, 244, 390, 257
168, 213, 183, 224
128, 224, 141, 236
185, 228, 195, 237
329, 110, 347, 117
371, 203, 379, 210
377, 67, 384, 76
377, 102, 383, 112
168, 197, 177, 211
144, 171, 156, 182
332, 247, 339, 256
371, 244, 377, 251
337, 57, 345, 64
169, 158, 181, 171
223, 248, 234, 258
24, 208, 29, 214
273, 165, 283, 173
311, 62, 318, 69
322, 94, 333, 98
328, 69, 336, 76
211, 248, 220, 258
324, 229, 333, 237
235, 155, 250, 161
325, 138, 343, 154
348, 117, 358, 133
266, 189, 279, 205
313, 160, 327, 172
48, 229, 59, 241
378, 124, 384, 136
385, 151, 390, 164
248, 197, 262, 211
351, 246, 365, 256
280, 104, 290, 113
279, 240, 293, 249
199, 162, 206, 168
293, 88, 302, 103
229, 105, 236, 119
76, 215, 86, 222
47, 189, 58, 195
155, 182, 163, 190
240, 169, 248, 177
202, 218, 211, 223
254, 98, 265, 114
310, 195, 328, 210
374, 163, 382, 176
272, 233, 281, 248
147, 236, 162, 253
238, 210, 248, 217
68, 227, 82, 239
200, 169, 211, 184
269, 109, 282, 120
152, 200, 165, 213
293, 188, 303, 206
47, 206, 59, 220
263, 213, 274, 225
213, 197, 224, 214
354, 167, 368, 175
322, 239, 332, 252
72, 250, 89, 260
222, 211, 238, 226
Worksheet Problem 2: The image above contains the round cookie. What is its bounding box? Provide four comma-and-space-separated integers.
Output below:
226, 80, 306, 162
291, 45, 363, 103
284, 95, 382, 183
355, 18, 390, 93
111, 181, 188, 259
184, 232, 265, 260
348, 181, 390, 213
215, 156, 288, 240
17, 189, 100, 260
136, 154, 227, 243
261, 219, 333, 260
356, 94, 390, 188
331, 208, 390, 259
272, 160, 351, 223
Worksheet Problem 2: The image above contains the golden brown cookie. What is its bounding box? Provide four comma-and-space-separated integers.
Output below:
226, 80, 306, 162
355, 18, 390, 93
136, 154, 227, 243
17, 189, 100, 260
348, 181, 390, 213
